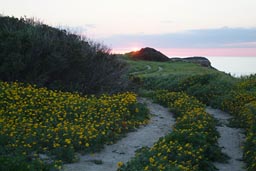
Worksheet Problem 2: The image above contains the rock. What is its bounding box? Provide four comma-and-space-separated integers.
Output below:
170, 56, 213, 68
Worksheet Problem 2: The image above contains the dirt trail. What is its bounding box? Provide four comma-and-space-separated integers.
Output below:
146, 65, 151, 70
64, 98, 175, 171
129, 65, 151, 75
206, 107, 246, 171
158, 66, 163, 72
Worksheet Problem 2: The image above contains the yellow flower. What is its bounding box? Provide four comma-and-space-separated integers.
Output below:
149, 157, 154, 163
135, 108, 139, 113
117, 161, 123, 167
144, 166, 149, 170
64, 138, 71, 144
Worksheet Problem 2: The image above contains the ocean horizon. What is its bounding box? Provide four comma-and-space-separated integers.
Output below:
174, 56, 256, 77
207, 56, 256, 77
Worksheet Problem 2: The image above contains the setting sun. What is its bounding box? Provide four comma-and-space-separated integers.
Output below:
130, 47, 140, 52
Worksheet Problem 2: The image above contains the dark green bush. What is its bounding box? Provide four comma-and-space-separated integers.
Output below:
0, 154, 61, 171
0, 16, 129, 94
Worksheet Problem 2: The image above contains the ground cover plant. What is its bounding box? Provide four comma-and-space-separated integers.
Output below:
125, 58, 236, 106
0, 81, 149, 171
118, 91, 224, 171
217, 75, 256, 171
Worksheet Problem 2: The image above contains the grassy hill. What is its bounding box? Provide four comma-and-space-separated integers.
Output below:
123, 57, 236, 105
127, 59, 219, 77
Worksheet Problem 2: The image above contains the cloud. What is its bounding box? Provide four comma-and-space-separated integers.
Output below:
102, 27, 256, 49
57, 24, 96, 35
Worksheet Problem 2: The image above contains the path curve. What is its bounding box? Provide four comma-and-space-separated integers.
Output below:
64, 98, 175, 171
158, 66, 163, 72
206, 107, 246, 171
146, 65, 151, 70
129, 65, 151, 75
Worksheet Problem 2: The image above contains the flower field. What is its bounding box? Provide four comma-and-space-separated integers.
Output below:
219, 76, 256, 171
242, 102, 256, 171
0, 81, 149, 170
118, 91, 223, 171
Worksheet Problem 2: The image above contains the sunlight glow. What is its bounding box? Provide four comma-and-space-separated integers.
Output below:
130, 47, 140, 52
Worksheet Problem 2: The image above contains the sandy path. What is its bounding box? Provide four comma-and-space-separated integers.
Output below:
206, 107, 246, 171
129, 65, 151, 75
64, 98, 175, 171
146, 65, 151, 70
158, 66, 163, 72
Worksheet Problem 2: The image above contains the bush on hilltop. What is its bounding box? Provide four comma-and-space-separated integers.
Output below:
0, 16, 129, 94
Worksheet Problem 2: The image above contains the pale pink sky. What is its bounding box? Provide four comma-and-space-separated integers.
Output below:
1, 0, 256, 56
113, 48, 256, 57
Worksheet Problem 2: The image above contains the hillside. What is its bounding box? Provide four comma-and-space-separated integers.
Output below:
170, 56, 213, 68
125, 57, 232, 101
126, 47, 213, 68
0, 16, 128, 94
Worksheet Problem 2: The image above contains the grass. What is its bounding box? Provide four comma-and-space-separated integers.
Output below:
125, 59, 222, 77
124, 58, 236, 105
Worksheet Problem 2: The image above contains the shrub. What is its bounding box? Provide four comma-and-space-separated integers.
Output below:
0, 16, 129, 94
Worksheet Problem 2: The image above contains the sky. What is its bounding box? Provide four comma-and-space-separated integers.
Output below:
1, 0, 256, 56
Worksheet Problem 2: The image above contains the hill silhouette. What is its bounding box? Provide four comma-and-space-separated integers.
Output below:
126, 47, 212, 68
126, 47, 170, 62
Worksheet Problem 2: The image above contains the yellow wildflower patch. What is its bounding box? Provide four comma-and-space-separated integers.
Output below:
0, 81, 149, 169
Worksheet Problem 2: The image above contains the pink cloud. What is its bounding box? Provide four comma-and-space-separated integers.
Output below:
160, 48, 256, 57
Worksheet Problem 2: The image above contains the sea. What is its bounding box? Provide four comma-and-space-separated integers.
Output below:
206, 57, 256, 77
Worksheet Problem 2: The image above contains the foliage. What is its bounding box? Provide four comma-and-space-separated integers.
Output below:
220, 90, 256, 116
0, 81, 149, 170
125, 58, 235, 105
244, 123, 256, 171
119, 91, 223, 171
126, 56, 256, 170
0, 16, 129, 94
218, 75, 256, 171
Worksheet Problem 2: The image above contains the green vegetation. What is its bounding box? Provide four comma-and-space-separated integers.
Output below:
0, 16, 129, 94
218, 75, 256, 171
126, 59, 236, 105
0, 81, 149, 170
126, 57, 256, 171
118, 91, 224, 171
0, 15, 143, 171
1, 14, 256, 171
